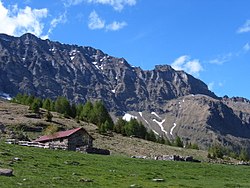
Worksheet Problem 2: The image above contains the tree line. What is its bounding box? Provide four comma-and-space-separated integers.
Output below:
12, 94, 114, 132
208, 144, 249, 161
11, 93, 198, 149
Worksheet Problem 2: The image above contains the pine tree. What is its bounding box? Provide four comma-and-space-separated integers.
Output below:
70, 103, 77, 118
92, 101, 114, 130
25, 95, 35, 105
138, 121, 147, 139
174, 136, 184, 148
80, 101, 93, 122
239, 148, 249, 161
42, 98, 52, 111
114, 117, 126, 134
99, 120, 110, 134
55, 96, 71, 117
14, 93, 24, 103
30, 100, 40, 113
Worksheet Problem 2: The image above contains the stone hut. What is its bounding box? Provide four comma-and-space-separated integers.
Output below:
34, 127, 94, 151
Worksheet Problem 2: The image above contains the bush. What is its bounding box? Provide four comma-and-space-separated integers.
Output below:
208, 144, 224, 159
45, 111, 53, 122
239, 149, 249, 161
174, 136, 184, 148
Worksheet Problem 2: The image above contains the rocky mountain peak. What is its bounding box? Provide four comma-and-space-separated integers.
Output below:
0, 33, 217, 114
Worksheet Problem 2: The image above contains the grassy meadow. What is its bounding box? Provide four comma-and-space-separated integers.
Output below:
0, 142, 250, 188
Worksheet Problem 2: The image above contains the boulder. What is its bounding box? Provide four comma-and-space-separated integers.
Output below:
0, 168, 13, 176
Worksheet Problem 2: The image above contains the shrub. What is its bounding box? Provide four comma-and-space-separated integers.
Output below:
45, 111, 53, 122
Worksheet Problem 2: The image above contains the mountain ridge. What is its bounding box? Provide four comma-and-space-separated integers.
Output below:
0, 33, 217, 114
1, 33, 250, 152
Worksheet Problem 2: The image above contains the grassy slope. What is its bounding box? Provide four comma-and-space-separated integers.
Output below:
0, 99, 208, 160
0, 142, 250, 188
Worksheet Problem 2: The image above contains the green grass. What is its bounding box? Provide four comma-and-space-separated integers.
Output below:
0, 142, 250, 188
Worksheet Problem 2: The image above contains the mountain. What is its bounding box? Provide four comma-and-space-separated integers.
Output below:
0, 33, 216, 113
0, 33, 250, 152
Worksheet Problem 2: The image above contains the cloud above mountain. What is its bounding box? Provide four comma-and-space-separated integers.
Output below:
0, 1, 47, 37
171, 55, 203, 76
88, 10, 127, 31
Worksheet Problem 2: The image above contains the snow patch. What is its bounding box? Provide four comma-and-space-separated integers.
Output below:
152, 130, 159, 136
49, 47, 55, 52
111, 89, 115, 93
0, 92, 12, 100
69, 50, 78, 60
153, 119, 167, 135
170, 123, 177, 136
139, 112, 149, 125
123, 113, 137, 121
151, 112, 161, 119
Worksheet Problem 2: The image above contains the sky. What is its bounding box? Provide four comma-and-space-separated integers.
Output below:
0, 0, 250, 99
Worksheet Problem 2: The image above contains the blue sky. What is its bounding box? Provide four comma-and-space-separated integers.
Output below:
0, 0, 250, 99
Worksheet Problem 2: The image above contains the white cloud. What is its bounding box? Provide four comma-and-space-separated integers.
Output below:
209, 53, 232, 65
24, 0, 32, 4
243, 43, 250, 52
0, 1, 48, 37
43, 11, 67, 39
208, 82, 214, 90
218, 82, 223, 87
237, 20, 250, 33
63, 0, 84, 7
171, 55, 203, 76
88, 11, 126, 31
87, 0, 136, 11
106, 21, 127, 31
88, 10, 105, 30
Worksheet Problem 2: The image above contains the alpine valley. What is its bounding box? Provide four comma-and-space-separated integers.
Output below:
1, 33, 250, 152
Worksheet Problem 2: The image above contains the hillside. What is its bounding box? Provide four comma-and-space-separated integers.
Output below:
0, 99, 207, 160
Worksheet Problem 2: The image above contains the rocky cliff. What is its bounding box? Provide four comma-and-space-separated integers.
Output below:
0, 33, 216, 114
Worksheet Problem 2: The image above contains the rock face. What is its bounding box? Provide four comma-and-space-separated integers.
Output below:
1, 33, 250, 152
0, 33, 216, 114
127, 94, 250, 152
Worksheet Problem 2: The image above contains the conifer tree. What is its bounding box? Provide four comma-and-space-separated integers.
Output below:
55, 96, 71, 117
239, 148, 249, 161
92, 101, 114, 130
80, 101, 93, 122
30, 99, 40, 113
42, 98, 52, 110
114, 117, 127, 134
174, 136, 184, 147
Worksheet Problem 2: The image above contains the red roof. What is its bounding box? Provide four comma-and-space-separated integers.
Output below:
34, 127, 83, 142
